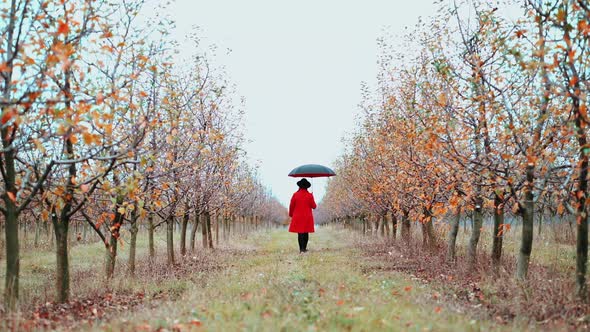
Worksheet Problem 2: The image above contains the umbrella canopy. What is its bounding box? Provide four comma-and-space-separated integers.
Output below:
288, 164, 336, 178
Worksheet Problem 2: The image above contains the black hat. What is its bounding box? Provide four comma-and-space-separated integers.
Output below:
297, 178, 311, 189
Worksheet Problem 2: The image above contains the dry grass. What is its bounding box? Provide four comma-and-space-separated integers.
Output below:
356, 220, 589, 331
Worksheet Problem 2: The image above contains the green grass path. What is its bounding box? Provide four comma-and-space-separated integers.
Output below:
106, 227, 516, 332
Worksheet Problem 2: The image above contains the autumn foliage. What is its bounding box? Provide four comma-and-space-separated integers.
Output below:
0, 0, 285, 311
318, 0, 590, 303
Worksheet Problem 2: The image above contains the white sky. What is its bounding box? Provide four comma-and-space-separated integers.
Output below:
169, 0, 441, 207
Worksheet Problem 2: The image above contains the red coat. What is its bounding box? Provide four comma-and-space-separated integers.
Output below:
288, 189, 317, 233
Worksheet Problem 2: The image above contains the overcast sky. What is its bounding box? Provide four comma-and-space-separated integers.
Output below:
169, 0, 441, 206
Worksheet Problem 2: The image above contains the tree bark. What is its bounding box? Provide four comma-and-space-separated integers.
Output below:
202, 211, 209, 248
421, 208, 436, 249
53, 213, 69, 303
180, 211, 189, 256
468, 199, 483, 268
34, 220, 40, 247
391, 212, 397, 240
106, 194, 124, 280
215, 214, 220, 247
166, 216, 175, 265
2, 0, 20, 310
383, 213, 390, 238
492, 193, 504, 267
3, 205, 19, 310
128, 206, 139, 276
206, 212, 213, 249
190, 213, 200, 252
148, 214, 155, 258
517, 163, 535, 279
105, 231, 118, 279
401, 210, 411, 242
574, 91, 589, 300
447, 209, 461, 263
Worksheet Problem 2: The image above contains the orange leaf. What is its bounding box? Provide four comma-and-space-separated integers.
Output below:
69, 134, 78, 144
336, 299, 345, 306
437, 93, 447, 106
96, 92, 104, 105
404, 286, 412, 292
6, 192, 16, 203
1, 109, 15, 124
82, 132, 95, 145
580, 104, 587, 119
557, 204, 565, 215
57, 20, 69, 35
434, 306, 442, 313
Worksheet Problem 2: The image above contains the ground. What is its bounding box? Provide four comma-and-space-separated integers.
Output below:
3, 226, 579, 331
95, 227, 532, 332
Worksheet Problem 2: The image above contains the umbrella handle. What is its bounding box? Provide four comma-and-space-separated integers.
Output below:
311, 178, 314, 193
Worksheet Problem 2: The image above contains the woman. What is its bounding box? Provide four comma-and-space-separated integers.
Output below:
288, 178, 317, 253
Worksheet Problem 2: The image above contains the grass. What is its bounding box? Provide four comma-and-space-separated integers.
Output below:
0, 221, 579, 330
428, 219, 577, 272
97, 227, 525, 332
0, 227, 210, 311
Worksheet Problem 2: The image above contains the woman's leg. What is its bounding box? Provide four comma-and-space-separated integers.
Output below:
298, 233, 305, 252
302, 233, 309, 252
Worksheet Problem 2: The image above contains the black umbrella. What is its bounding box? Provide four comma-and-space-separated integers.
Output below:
288, 164, 336, 193
288, 164, 336, 178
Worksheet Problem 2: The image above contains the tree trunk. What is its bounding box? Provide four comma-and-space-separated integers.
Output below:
401, 210, 411, 242
383, 213, 390, 238
202, 212, 209, 248
190, 213, 200, 252
166, 216, 175, 265
3, 205, 19, 310
34, 220, 40, 247
2, 0, 20, 311
128, 207, 139, 276
206, 212, 213, 249
106, 195, 124, 280
82, 221, 88, 242
180, 211, 189, 256
447, 209, 461, 263
215, 214, 220, 247
148, 214, 155, 258
468, 199, 483, 267
362, 217, 366, 235
105, 231, 118, 279
421, 209, 436, 249
391, 212, 397, 240
53, 214, 69, 303
574, 97, 589, 300
517, 163, 534, 280
492, 193, 504, 267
